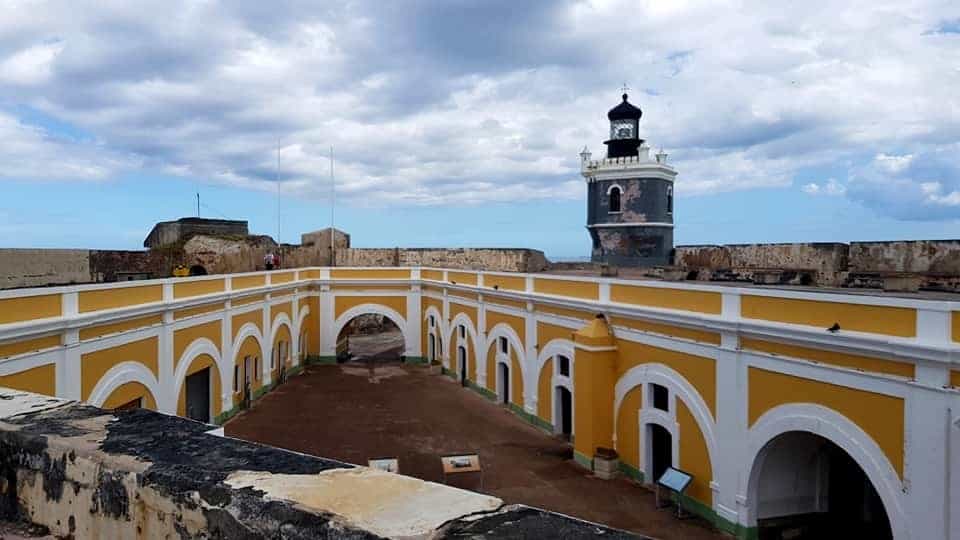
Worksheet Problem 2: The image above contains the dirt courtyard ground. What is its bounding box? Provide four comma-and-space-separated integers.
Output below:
225, 363, 724, 540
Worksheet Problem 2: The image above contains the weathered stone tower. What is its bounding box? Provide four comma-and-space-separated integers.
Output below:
581, 94, 677, 266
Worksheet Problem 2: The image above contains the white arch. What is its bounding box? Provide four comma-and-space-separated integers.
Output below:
744, 403, 908, 539
295, 305, 311, 365
484, 323, 526, 404
613, 363, 719, 492
231, 323, 266, 398
268, 312, 294, 374
173, 337, 225, 419
333, 303, 410, 355
423, 305, 444, 365
536, 338, 575, 384
87, 361, 161, 411
606, 182, 624, 195
535, 339, 576, 426
446, 312, 480, 379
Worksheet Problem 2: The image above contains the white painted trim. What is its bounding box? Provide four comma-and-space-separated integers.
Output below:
86, 361, 161, 411
171, 337, 224, 420
587, 222, 675, 228
446, 312, 479, 380
743, 403, 908, 539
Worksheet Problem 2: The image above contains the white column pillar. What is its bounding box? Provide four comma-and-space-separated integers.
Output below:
157, 282, 175, 414
220, 296, 234, 414
319, 284, 335, 357
477, 297, 488, 387
717, 290, 744, 527
524, 301, 538, 415
262, 293, 272, 385
58, 291, 80, 400
406, 284, 422, 360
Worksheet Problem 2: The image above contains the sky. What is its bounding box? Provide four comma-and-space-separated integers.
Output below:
1, 0, 959, 259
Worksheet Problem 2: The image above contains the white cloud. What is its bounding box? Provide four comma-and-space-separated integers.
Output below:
0, 0, 957, 216
0, 41, 63, 85
802, 178, 846, 196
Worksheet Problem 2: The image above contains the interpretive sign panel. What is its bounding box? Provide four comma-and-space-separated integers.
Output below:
657, 467, 692, 493
368, 458, 399, 473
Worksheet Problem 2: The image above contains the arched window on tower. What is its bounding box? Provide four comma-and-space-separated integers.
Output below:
667, 186, 673, 214
608, 186, 622, 213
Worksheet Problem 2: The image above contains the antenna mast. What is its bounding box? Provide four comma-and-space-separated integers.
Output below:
277, 137, 282, 263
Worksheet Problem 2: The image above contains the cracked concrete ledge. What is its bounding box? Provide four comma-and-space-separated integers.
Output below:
0, 387, 642, 539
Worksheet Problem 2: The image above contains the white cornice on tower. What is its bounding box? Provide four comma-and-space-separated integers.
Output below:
580, 143, 677, 183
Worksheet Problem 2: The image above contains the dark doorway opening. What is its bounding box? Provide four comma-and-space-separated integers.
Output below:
428, 334, 436, 362
457, 346, 467, 386
498, 362, 509, 404
188, 264, 208, 276
649, 423, 672, 483
755, 432, 892, 540
185, 368, 211, 424
556, 386, 572, 439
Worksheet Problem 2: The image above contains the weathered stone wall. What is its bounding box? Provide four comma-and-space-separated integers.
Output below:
675, 243, 849, 271
0, 249, 92, 289
849, 240, 960, 274
0, 388, 634, 540
336, 248, 550, 273
143, 217, 248, 248
182, 234, 278, 275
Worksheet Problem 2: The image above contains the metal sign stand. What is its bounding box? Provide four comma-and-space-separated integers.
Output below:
655, 467, 694, 520
440, 454, 483, 491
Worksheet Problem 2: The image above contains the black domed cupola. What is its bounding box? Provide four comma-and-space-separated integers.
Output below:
604, 93, 644, 158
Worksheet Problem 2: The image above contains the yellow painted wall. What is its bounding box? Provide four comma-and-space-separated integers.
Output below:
173, 320, 222, 369
486, 347, 497, 392
79, 285, 162, 313
616, 386, 643, 470
677, 401, 713, 506
233, 293, 266, 307
271, 271, 296, 284
741, 296, 916, 338
299, 269, 321, 279
102, 382, 157, 410
535, 304, 594, 322
0, 334, 60, 360
741, 338, 915, 379
81, 337, 158, 401
173, 278, 224, 299
422, 269, 444, 281
537, 322, 575, 350
233, 335, 263, 405
953, 312, 960, 343
485, 311, 526, 344
233, 274, 265, 290
573, 348, 617, 459
484, 274, 526, 292
537, 358, 554, 420
232, 309, 263, 340
0, 364, 55, 396
270, 301, 292, 323
611, 285, 721, 315
174, 302, 224, 320
617, 340, 716, 418
302, 296, 320, 356
534, 278, 599, 301
748, 367, 905, 477
0, 295, 61, 324
330, 285, 410, 292
449, 303, 477, 328
952, 371, 960, 388
272, 324, 292, 374
176, 353, 222, 417
334, 295, 407, 320
511, 350, 524, 407
79, 315, 162, 341
447, 271, 477, 286
331, 269, 410, 280
610, 316, 721, 345
487, 296, 526, 311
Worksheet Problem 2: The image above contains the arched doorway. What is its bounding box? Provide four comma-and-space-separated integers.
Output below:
554, 386, 572, 439
752, 432, 892, 540
457, 345, 467, 386
335, 314, 404, 364
496, 362, 510, 404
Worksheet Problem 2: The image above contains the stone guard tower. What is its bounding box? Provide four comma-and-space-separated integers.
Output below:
581, 94, 677, 266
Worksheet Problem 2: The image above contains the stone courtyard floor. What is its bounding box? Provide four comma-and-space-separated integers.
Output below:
225, 362, 725, 540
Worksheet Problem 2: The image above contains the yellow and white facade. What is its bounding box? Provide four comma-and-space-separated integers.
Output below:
0, 267, 958, 539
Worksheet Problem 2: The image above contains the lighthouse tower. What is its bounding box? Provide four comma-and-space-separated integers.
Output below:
580, 93, 677, 266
